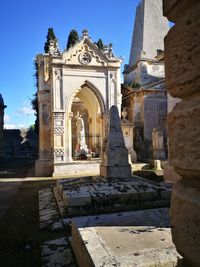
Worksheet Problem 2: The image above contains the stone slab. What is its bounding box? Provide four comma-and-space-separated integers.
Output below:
39, 188, 63, 230
71, 208, 182, 267
62, 189, 91, 207
41, 237, 76, 267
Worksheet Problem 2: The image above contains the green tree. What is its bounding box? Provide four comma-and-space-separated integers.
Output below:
44, 28, 57, 53
95, 38, 104, 50
31, 60, 39, 135
66, 30, 79, 50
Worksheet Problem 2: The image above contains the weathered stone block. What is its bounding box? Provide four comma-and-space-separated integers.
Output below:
100, 165, 132, 179
163, 0, 198, 23
63, 190, 91, 207
164, 1, 200, 98
35, 159, 53, 177
168, 95, 200, 178
170, 178, 200, 266
164, 164, 182, 183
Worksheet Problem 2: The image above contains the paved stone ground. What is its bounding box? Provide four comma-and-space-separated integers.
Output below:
38, 186, 182, 267
38, 175, 176, 267
0, 180, 61, 267
0, 158, 177, 267
41, 237, 76, 267
0, 158, 71, 267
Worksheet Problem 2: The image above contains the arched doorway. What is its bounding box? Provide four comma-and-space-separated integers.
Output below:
67, 82, 105, 162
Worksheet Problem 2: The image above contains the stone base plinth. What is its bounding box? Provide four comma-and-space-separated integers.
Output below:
100, 164, 131, 178
53, 161, 100, 178
35, 159, 53, 177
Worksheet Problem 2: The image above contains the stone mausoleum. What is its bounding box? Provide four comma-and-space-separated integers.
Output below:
35, 30, 122, 177
36, 0, 171, 177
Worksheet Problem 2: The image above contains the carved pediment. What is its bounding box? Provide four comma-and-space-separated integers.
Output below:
62, 38, 108, 67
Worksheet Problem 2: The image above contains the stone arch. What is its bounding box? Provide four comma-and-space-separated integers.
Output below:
65, 80, 105, 162
67, 80, 105, 115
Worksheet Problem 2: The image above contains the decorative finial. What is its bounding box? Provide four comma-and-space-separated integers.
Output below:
121, 107, 128, 120
82, 29, 89, 38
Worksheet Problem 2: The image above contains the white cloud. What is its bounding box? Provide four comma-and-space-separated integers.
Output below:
17, 106, 34, 115
4, 114, 11, 123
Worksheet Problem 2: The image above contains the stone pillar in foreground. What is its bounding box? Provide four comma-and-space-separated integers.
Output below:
100, 105, 131, 178
35, 90, 53, 176
164, 1, 200, 266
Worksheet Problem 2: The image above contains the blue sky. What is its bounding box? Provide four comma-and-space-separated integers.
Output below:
0, 0, 139, 128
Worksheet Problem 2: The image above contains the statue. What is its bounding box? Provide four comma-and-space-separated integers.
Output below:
74, 111, 88, 158
48, 39, 60, 56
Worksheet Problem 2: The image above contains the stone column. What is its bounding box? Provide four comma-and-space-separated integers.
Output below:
164, 1, 200, 266
35, 90, 53, 176
53, 112, 65, 163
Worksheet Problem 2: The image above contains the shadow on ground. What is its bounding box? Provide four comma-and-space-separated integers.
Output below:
0, 158, 36, 178
0, 158, 66, 267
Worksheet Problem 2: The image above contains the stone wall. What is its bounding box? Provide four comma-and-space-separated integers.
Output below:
3, 129, 38, 158
143, 93, 167, 159
164, 0, 200, 266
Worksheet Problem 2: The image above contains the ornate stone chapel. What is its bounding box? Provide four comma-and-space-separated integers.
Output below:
36, 0, 170, 177
35, 30, 122, 177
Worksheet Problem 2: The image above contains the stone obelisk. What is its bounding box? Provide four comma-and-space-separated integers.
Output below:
129, 0, 169, 67
100, 105, 131, 179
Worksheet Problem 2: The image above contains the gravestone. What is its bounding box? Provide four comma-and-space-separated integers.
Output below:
100, 105, 131, 178
152, 128, 166, 160
121, 107, 137, 163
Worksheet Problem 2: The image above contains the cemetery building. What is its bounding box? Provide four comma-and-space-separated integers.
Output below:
35, 30, 122, 177
122, 0, 169, 161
